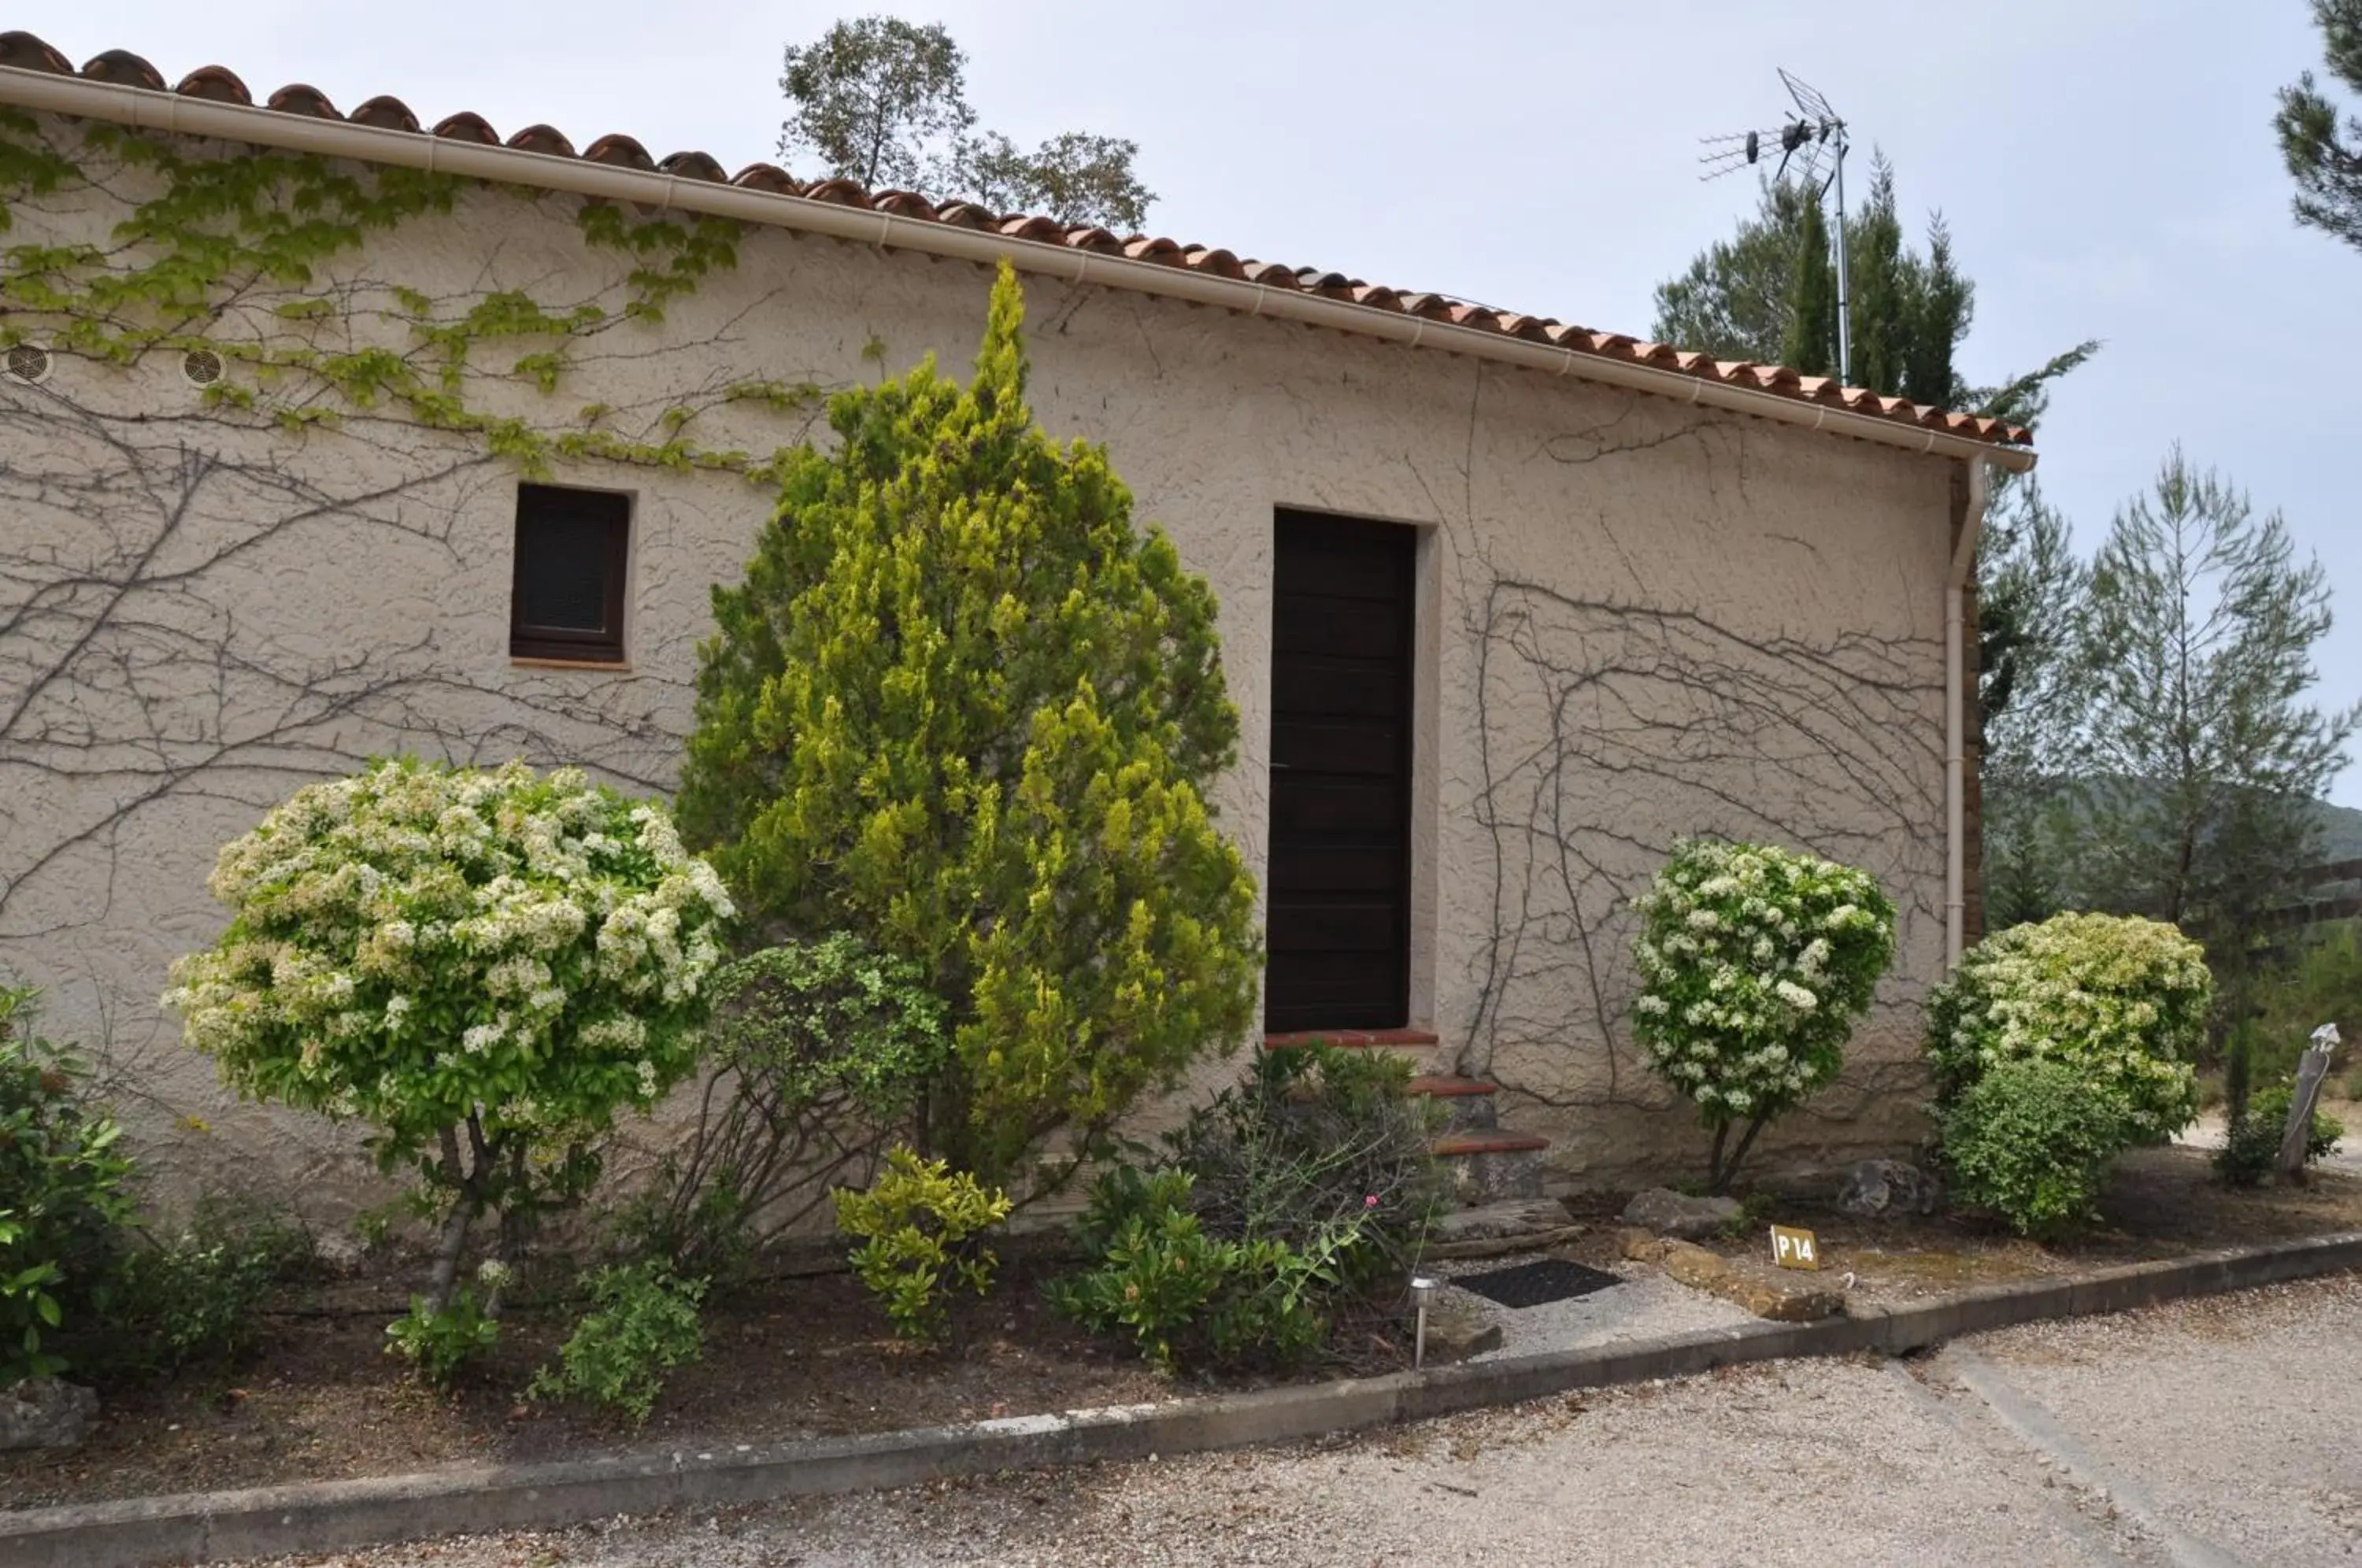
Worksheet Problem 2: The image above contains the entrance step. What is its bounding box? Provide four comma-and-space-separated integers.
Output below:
1405, 1075, 1501, 1132
1431, 1130, 1550, 1205
1426, 1196, 1586, 1259
1263, 1027, 1442, 1071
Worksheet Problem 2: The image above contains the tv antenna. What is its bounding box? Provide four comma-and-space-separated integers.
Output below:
1697, 68, 1855, 383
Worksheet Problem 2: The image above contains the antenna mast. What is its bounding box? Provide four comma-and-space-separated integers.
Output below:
1697, 69, 1855, 384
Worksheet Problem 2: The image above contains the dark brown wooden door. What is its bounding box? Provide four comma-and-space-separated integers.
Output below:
1264, 511, 1416, 1034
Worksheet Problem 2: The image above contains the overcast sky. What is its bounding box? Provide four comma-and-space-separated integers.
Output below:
35, 2, 2362, 804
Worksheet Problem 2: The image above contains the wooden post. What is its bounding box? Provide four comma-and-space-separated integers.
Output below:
2276, 1024, 2342, 1183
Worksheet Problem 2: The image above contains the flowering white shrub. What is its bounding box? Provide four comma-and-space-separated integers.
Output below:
1925, 911, 2209, 1143
1630, 838, 1897, 1190
164, 759, 734, 1330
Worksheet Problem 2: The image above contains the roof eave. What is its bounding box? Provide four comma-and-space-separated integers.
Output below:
0, 63, 2035, 474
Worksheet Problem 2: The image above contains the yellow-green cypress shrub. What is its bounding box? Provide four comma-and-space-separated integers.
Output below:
679, 263, 1260, 1185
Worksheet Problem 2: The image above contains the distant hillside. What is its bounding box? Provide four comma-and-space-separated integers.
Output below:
2314, 799, 2362, 865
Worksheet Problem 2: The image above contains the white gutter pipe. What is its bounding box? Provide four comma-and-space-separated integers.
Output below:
1946, 456, 1993, 968
0, 65, 2040, 475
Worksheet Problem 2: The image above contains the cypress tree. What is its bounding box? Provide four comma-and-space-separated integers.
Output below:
679, 263, 1261, 1186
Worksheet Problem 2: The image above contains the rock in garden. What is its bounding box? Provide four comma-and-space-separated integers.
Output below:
1834, 1159, 1940, 1219
1619, 1186, 1744, 1240
1, 1378, 98, 1451
1420, 1301, 1505, 1363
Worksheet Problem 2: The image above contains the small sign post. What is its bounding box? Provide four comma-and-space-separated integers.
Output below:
1769, 1224, 1820, 1271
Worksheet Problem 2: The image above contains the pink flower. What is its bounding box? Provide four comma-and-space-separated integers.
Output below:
1364, 1194, 1379, 1209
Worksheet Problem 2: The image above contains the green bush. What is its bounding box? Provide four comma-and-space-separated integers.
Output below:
1630, 838, 1897, 1192
1053, 1168, 1357, 1375
628, 935, 950, 1281
385, 1281, 502, 1386
0, 986, 134, 1382
1161, 1043, 1444, 1292
2215, 1084, 2345, 1187
833, 1146, 1012, 1339
94, 1199, 312, 1379
1927, 912, 2212, 1142
1053, 1045, 1440, 1374
1942, 1058, 2131, 1237
163, 759, 735, 1353
528, 1261, 706, 1426
676, 263, 1260, 1189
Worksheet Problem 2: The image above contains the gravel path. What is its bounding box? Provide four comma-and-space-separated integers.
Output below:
234, 1274, 2362, 1568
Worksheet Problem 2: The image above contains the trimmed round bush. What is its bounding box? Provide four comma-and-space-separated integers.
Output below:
1630, 838, 1896, 1190
1927, 912, 2211, 1143
1942, 1057, 2130, 1236
164, 758, 735, 1333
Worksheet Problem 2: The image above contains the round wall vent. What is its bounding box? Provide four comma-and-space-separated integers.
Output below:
4, 342, 54, 386
180, 347, 225, 388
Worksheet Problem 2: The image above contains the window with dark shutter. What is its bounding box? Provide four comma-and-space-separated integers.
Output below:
510, 483, 630, 664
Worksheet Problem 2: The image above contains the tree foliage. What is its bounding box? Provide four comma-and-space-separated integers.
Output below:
2277, 0, 2362, 251
778, 15, 1153, 231
677, 263, 1261, 1188
2068, 448, 2359, 935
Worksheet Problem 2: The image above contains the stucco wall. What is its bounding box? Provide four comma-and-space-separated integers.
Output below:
0, 116, 1955, 1212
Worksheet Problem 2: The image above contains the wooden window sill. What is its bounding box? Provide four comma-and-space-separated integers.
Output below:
509, 656, 632, 672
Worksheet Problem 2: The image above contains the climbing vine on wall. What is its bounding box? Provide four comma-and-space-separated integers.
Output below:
0, 109, 847, 1179
0, 109, 822, 478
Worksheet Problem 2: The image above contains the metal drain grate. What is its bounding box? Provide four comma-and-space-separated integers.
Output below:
1450, 1257, 1621, 1309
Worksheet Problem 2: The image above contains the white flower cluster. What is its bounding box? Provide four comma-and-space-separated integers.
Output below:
164, 757, 737, 1138
1927, 912, 2210, 1141
1629, 838, 1896, 1124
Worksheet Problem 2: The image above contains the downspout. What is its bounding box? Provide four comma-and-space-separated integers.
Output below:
1946, 455, 1992, 968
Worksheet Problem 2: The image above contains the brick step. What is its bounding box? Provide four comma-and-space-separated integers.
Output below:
1429, 1129, 1549, 1205
1406, 1074, 1501, 1132
1263, 1027, 1439, 1053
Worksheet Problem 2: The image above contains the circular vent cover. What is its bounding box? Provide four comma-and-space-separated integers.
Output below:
4, 342, 53, 385
181, 347, 224, 387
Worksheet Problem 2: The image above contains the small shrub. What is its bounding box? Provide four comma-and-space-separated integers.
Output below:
1942, 1058, 2130, 1237
0, 986, 135, 1382
833, 1146, 1012, 1339
1630, 838, 1897, 1192
1161, 1042, 1444, 1292
528, 1261, 706, 1426
1053, 1168, 1357, 1374
1927, 912, 2212, 1143
2215, 1085, 2345, 1188
385, 1284, 502, 1386
94, 1198, 313, 1379
627, 935, 950, 1281
1053, 1045, 1440, 1374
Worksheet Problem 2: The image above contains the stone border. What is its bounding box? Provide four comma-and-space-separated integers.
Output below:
9, 1231, 2360, 1568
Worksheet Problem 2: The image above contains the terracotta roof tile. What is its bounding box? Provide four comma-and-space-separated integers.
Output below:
0, 28, 2030, 446
348, 94, 420, 133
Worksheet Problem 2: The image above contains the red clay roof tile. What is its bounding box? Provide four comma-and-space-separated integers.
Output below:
0, 28, 2029, 446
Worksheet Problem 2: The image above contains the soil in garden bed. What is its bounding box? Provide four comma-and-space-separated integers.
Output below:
0, 1251, 1188, 1511
1604, 1143, 2362, 1307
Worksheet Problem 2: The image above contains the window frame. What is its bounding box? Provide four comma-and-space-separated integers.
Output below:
509, 483, 631, 665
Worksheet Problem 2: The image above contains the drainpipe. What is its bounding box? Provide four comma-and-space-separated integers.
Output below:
1946, 455, 1992, 968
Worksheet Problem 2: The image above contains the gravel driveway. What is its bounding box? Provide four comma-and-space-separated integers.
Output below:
243, 1274, 2362, 1568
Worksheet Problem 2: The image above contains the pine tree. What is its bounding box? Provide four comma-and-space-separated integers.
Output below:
2277, 0, 2362, 252
2072, 447, 2358, 934
679, 264, 1259, 1186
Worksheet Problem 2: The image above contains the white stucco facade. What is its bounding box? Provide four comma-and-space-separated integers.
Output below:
0, 109, 1978, 1211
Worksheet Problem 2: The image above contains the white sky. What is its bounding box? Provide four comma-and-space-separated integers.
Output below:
28, 2, 2362, 803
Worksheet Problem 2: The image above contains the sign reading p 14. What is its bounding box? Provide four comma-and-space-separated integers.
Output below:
1768, 1225, 1820, 1270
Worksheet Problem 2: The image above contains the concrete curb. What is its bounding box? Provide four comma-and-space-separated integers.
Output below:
9, 1230, 2360, 1567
